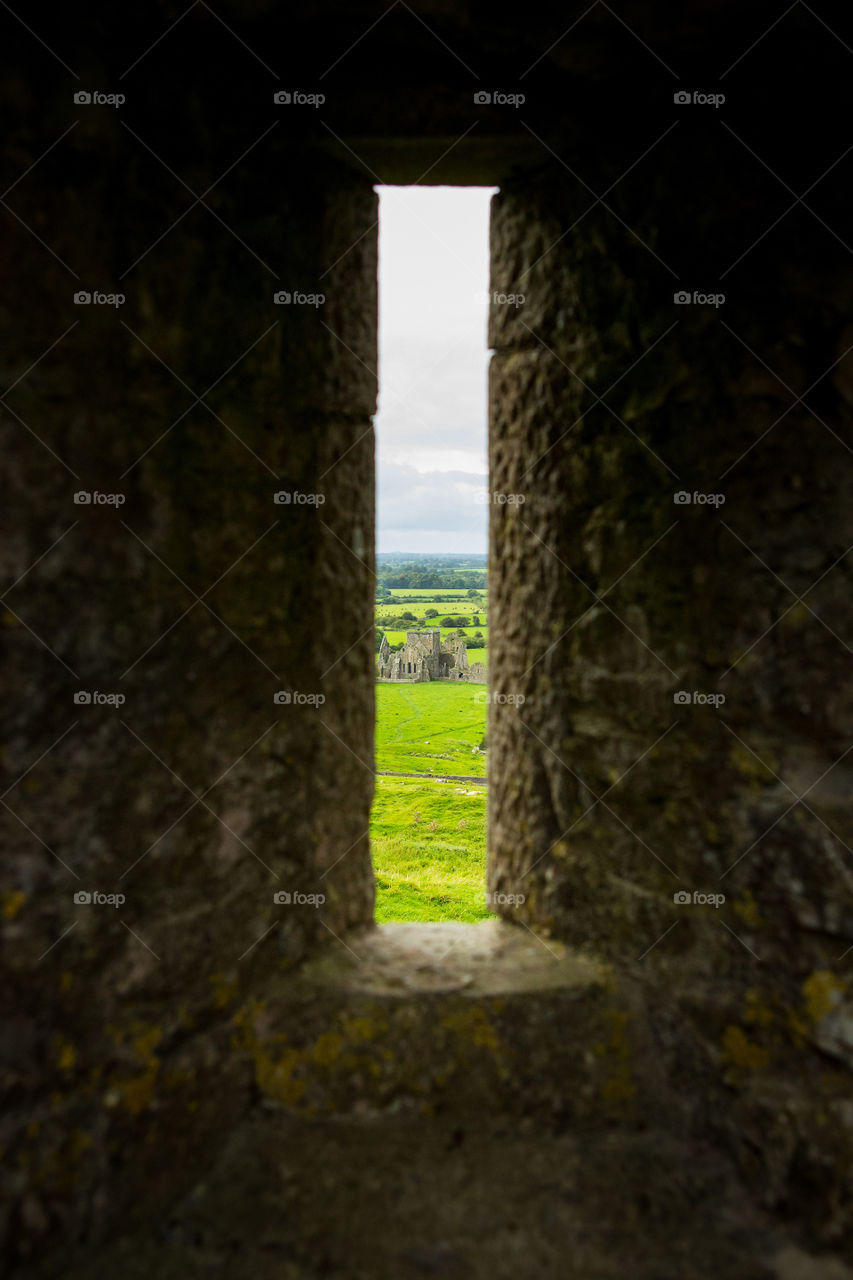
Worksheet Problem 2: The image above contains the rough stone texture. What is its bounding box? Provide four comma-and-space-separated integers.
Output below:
1, 33, 378, 1268
18, 923, 853, 1280
487, 94, 853, 1267
487, 149, 853, 951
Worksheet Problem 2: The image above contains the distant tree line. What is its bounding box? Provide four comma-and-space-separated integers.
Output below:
375, 626, 485, 652
376, 571, 486, 589
375, 613, 485, 630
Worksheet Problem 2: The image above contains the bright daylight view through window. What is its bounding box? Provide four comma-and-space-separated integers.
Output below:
372, 186, 496, 922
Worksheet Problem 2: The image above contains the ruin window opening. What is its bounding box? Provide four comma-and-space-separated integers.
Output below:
372, 184, 495, 925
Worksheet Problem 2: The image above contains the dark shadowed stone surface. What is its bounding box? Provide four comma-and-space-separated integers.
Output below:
18, 922, 853, 1280
486, 132, 853, 1271
1, 68, 378, 1268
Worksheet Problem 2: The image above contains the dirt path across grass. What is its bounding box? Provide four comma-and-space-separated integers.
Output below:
376, 770, 488, 785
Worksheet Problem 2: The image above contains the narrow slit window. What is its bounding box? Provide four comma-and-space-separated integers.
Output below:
372, 184, 496, 925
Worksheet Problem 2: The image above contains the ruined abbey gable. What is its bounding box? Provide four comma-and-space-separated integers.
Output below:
377, 629, 486, 683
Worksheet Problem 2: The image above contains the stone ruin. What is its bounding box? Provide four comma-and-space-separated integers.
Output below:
377, 628, 487, 683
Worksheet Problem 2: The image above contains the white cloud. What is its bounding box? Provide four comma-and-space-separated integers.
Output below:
376, 185, 495, 552
377, 459, 487, 553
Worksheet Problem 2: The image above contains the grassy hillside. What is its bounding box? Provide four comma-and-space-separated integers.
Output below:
372, 683, 489, 922
374, 682, 487, 776
372, 777, 489, 923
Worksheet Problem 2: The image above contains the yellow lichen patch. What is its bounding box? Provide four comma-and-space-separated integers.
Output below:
440, 1005, 500, 1052
734, 893, 762, 927
254, 1045, 306, 1106
116, 1068, 158, 1116
802, 970, 847, 1023
722, 1024, 769, 1070
607, 1010, 629, 1052
132, 1026, 162, 1061
786, 1009, 808, 1047
312, 1033, 344, 1066
730, 745, 775, 785
603, 1077, 636, 1103
780, 602, 809, 628
176, 1003, 194, 1029
232, 1001, 308, 1106
594, 1010, 635, 1103
342, 1016, 381, 1042
103, 1023, 164, 1115
743, 991, 775, 1028
60, 971, 73, 992
595, 1009, 630, 1056
56, 1038, 77, 1071
1, 889, 26, 919
210, 971, 239, 1009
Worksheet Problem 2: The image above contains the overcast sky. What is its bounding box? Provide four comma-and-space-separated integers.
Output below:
376, 185, 495, 555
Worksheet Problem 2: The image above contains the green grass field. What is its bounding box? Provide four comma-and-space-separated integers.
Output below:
372, 777, 489, 922
372, 683, 489, 922
377, 591, 488, 618
374, 682, 487, 776
377, 612, 487, 627
384, 588, 487, 599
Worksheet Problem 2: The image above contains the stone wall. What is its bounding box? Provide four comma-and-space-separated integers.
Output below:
1, 39, 378, 1263
486, 116, 853, 1241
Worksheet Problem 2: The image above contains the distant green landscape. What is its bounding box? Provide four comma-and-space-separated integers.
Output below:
371, 553, 490, 924
375, 555, 489, 666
